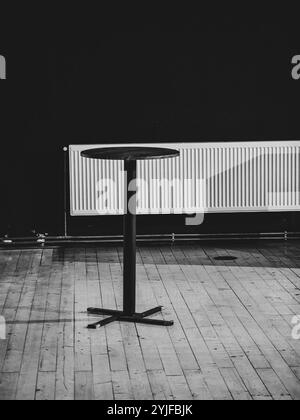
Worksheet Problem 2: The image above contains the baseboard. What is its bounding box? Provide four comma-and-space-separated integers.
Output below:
1, 231, 300, 248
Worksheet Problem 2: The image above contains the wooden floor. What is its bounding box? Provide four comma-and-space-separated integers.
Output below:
0, 241, 300, 400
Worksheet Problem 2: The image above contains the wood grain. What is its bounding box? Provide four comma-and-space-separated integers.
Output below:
0, 242, 300, 400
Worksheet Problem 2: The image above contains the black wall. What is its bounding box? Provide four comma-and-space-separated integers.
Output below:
1, 16, 300, 237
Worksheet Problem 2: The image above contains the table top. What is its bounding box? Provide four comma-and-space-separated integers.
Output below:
81, 147, 180, 161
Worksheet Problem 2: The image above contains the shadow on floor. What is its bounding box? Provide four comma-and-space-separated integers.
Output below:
49, 241, 300, 270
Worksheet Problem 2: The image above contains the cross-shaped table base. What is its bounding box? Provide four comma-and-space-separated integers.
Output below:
87, 306, 174, 329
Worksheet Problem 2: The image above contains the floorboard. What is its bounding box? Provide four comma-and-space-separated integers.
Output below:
0, 241, 300, 400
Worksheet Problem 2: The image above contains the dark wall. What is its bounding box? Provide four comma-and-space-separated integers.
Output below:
1, 17, 300, 236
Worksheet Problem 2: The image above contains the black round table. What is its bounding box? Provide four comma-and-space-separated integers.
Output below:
81, 147, 180, 329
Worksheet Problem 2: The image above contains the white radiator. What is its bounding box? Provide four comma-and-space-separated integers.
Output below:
69, 142, 300, 216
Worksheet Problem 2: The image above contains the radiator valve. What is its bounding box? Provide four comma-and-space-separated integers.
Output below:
36, 233, 48, 244
2, 235, 13, 244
